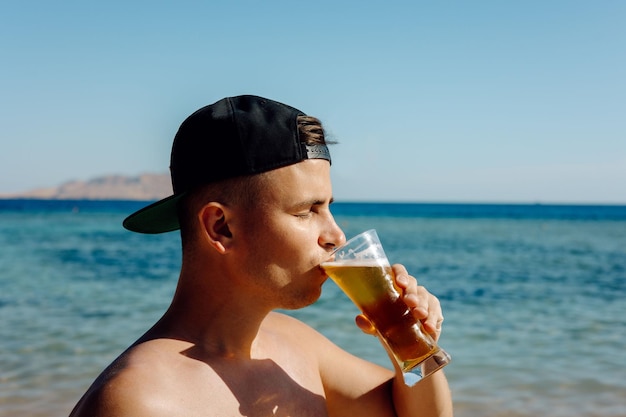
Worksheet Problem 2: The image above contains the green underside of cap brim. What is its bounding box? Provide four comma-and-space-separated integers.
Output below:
122, 194, 185, 234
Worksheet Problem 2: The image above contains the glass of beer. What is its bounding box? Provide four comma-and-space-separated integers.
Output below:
321, 229, 451, 380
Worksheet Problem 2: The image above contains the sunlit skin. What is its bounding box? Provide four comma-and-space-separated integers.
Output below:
218, 159, 345, 311
69, 159, 452, 417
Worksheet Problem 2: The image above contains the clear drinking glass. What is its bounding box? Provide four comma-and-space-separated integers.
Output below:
322, 229, 451, 381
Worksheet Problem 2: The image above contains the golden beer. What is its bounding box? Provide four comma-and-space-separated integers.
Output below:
322, 261, 438, 370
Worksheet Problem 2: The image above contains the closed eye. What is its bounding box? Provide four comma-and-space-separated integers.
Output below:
291, 197, 333, 219
294, 206, 316, 218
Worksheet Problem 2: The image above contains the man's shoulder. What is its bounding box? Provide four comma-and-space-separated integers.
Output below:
69, 362, 158, 416
262, 312, 330, 346
263, 311, 324, 331
70, 340, 196, 416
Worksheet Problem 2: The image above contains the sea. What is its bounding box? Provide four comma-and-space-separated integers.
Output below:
1, 199, 625, 417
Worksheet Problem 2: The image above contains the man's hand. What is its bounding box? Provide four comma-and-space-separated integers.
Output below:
352, 263, 453, 417
355, 264, 444, 341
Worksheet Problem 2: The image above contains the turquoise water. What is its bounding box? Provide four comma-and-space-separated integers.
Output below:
1, 201, 625, 416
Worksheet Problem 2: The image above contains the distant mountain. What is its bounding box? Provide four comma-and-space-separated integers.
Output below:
3, 173, 172, 200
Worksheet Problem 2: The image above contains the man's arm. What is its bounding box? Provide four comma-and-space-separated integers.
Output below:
317, 263, 453, 417
387, 264, 453, 417
392, 370, 453, 417
314, 321, 452, 417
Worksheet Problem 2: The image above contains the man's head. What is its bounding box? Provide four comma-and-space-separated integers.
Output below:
123, 95, 331, 234
176, 115, 331, 248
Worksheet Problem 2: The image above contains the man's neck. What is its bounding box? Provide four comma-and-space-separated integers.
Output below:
146, 264, 273, 360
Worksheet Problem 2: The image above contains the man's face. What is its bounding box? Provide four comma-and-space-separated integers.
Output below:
231, 159, 345, 309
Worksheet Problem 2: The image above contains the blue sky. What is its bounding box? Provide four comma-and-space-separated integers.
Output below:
1, 1, 624, 203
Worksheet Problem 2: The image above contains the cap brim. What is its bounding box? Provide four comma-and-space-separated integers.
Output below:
122, 193, 185, 234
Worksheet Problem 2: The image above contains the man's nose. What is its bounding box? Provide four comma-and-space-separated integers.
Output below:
320, 214, 345, 250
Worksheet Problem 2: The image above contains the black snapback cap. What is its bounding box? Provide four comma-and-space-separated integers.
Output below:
123, 95, 331, 234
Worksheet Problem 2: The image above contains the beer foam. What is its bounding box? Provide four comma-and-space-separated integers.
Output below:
321, 259, 390, 267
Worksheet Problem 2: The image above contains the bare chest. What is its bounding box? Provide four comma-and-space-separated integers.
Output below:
164, 354, 329, 417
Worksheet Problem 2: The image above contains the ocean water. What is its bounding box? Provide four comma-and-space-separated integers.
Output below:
1, 200, 625, 417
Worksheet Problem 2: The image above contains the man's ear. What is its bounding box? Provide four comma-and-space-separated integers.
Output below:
198, 203, 233, 253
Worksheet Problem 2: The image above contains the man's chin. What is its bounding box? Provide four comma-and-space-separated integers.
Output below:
282, 287, 323, 311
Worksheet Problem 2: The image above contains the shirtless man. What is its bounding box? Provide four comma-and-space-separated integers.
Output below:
69, 95, 453, 417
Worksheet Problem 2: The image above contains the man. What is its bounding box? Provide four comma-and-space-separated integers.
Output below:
69, 95, 452, 417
